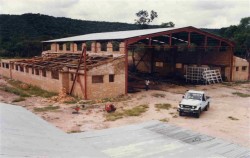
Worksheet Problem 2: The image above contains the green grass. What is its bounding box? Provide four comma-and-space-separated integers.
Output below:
80, 95, 131, 105
6, 79, 57, 98
12, 97, 26, 102
64, 99, 79, 104
0, 86, 30, 97
228, 116, 239, 121
33, 105, 60, 112
67, 130, 81, 133
232, 92, 250, 98
222, 80, 250, 87
151, 93, 166, 98
105, 104, 149, 121
123, 104, 149, 116
155, 103, 172, 110
105, 112, 124, 121
159, 118, 169, 122
27, 85, 57, 98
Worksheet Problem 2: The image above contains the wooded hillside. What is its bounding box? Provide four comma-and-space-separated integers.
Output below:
0, 14, 249, 58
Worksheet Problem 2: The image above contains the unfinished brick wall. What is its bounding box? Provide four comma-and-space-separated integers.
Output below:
46, 41, 125, 54
11, 67, 62, 92
232, 56, 249, 81
86, 58, 125, 99
67, 57, 125, 99
0, 60, 11, 78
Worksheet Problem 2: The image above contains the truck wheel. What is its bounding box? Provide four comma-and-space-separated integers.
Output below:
195, 109, 201, 118
204, 103, 210, 111
179, 111, 183, 116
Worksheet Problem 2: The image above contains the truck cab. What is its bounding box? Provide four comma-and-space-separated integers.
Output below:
178, 90, 210, 118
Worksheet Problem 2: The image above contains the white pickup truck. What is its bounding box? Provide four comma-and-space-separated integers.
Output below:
177, 90, 210, 118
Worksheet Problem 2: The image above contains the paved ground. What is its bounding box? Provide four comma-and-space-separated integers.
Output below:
1, 103, 249, 158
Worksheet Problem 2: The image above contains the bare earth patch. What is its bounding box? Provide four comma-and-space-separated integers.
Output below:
0, 76, 249, 148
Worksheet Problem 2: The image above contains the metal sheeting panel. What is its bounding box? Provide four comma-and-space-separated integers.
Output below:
76, 122, 249, 158
43, 27, 181, 42
1, 103, 249, 158
0, 103, 108, 158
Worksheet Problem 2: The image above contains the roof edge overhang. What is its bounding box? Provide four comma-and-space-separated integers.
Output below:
125, 26, 234, 46
43, 26, 234, 47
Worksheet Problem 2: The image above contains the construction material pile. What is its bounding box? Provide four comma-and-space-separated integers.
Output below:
185, 66, 222, 84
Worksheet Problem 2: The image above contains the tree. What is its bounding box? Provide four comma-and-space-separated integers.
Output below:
135, 10, 158, 29
219, 17, 250, 58
160, 22, 175, 28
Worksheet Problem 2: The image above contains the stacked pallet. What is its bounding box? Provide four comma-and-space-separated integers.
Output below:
185, 66, 210, 83
202, 69, 223, 84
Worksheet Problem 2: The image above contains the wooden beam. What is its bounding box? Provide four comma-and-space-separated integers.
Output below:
135, 51, 147, 68
70, 47, 85, 95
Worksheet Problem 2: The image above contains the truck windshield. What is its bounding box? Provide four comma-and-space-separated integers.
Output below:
185, 93, 202, 100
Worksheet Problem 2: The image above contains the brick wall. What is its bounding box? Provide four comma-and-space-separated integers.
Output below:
46, 42, 125, 54
11, 68, 62, 92
132, 48, 233, 80
59, 57, 126, 99
232, 56, 249, 81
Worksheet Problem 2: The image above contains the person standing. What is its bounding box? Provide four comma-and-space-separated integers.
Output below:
145, 79, 150, 91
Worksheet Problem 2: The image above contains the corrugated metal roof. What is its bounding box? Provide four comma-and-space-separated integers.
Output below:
43, 27, 182, 43
1, 103, 249, 158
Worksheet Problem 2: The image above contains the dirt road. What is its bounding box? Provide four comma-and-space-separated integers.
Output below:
0, 77, 249, 148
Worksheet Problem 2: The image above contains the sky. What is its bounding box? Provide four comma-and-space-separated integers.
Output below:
0, 0, 249, 28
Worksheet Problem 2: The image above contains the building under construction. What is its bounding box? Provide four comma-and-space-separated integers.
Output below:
0, 26, 249, 99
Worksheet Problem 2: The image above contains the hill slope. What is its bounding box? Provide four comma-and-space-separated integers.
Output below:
0, 14, 248, 58
0, 13, 150, 57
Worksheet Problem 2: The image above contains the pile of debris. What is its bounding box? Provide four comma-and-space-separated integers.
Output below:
51, 88, 76, 103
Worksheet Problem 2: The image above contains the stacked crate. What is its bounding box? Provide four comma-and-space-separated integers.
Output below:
185, 66, 210, 83
202, 69, 222, 84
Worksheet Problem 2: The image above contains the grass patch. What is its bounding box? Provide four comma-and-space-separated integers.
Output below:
64, 98, 79, 104
155, 103, 172, 110
232, 92, 250, 98
222, 80, 250, 87
222, 82, 234, 86
105, 112, 124, 121
151, 93, 166, 98
33, 105, 60, 112
105, 104, 149, 121
67, 130, 81, 133
234, 80, 250, 84
12, 97, 26, 102
80, 95, 131, 105
169, 112, 175, 115
159, 118, 169, 122
0, 86, 30, 97
27, 85, 57, 98
7, 79, 57, 98
228, 116, 239, 121
123, 104, 149, 116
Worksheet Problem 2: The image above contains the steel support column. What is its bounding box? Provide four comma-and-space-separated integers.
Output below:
84, 45, 87, 99
124, 41, 128, 95
169, 34, 172, 46
230, 47, 234, 81
188, 32, 191, 47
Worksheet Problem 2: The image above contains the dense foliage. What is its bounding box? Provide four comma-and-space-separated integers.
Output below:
134, 10, 158, 29
0, 14, 249, 58
0, 13, 158, 57
220, 17, 250, 58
